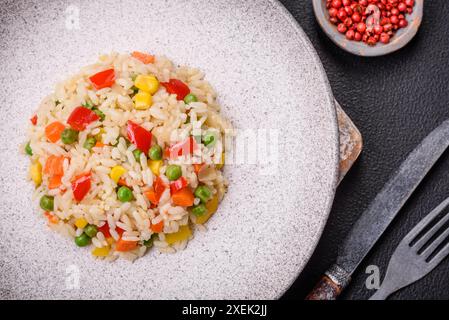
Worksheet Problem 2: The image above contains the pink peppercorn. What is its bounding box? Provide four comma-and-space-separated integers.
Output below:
337, 23, 347, 33
352, 12, 362, 22
326, 0, 414, 47
367, 36, 377, 45
344, 17, 353, 27
398, 2, 407, 12
357, 22, 367, 33
329, 7, 338, 17
398, 18, 408, 27
337, 8, 347, 20
374, 25, 384, 34
346, 29, 355, 40
380, 32, 390, 43
332, 0, 342, 9
390, 15, 399, 24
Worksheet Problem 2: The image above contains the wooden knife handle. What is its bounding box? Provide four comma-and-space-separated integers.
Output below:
305, 264, 351, 300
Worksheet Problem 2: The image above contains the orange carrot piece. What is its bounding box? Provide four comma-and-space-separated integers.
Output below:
118, 178, 129, 187
45, 121, 65, 143
44, 155, 65, 176
94, 141, 105, 148
144, 189, 158, 205
193, 163, 204, 174
115, 237, 138, 252
48, 175, 62, 189
44, 211, 58, 224
131, 51, 155, 64
150, 220, 164, 233
171, 188, 195, 207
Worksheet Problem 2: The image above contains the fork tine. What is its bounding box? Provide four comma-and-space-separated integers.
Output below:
403, 197, 449, 244
428, 242, 449, 266
421, 224, 449, 259
413, 210, 449, 251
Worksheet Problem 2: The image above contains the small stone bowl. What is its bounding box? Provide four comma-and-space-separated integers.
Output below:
312, 0, 423, 57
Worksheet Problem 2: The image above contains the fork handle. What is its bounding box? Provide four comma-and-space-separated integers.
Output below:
306, 264, 351, 300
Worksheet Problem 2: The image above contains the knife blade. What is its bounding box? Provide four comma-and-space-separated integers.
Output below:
307, 119, 449, 300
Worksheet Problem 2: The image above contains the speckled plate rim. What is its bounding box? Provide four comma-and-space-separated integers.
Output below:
0, 0, 341, 299
312, 0, 424, 57
270, 0, 340, 297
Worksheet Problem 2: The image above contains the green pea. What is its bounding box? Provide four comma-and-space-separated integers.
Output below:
194, 185, 212, 204
183, 93, 198, 104
25, 141, 33, 156
39, 195, 54, 211
117, 186, 133, 202
61, 128, 79, 144
166, 165, 182, 181
92, 108, 105, 121
75, 233, 91, 247
149, 144, 162, 160
143, 233, 159, 248
83, 137, 96, 150
84, 225, 98, 238
133, 149, 143, 161
191, 204, 207, 217
202, 132, 216, 146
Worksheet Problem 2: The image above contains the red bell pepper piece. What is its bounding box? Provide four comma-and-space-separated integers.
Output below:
144, 178, 167, 206
126, 120, 152, 154
30, 115, 37, 125
160, 79, 190, 100
170, 176, 188, 194
89, 68, 116, 90
154, 176, 167, 201
67, 106, 99, 131
71, 172, 91, 202
166, 136, 198, 159
98, 222, 125, 238
98, 223, 111, 237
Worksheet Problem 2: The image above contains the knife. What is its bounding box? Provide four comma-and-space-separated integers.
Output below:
306, 119, 449, 300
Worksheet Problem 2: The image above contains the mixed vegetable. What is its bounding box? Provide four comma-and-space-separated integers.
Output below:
25, 51, 227, 259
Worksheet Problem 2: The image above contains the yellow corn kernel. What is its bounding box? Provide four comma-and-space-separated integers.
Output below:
134, 75, 159, 94
165, 225, 192, 245
110, 165, 126, 183
215, 152, 225, 170
106, 237, 114, 245
30, 161, 42, 186
134, 91, 153, 110
196, 194, 219, 224
92, 246, 110, 257
148, 160, 163, 176
75, 218, 88, 229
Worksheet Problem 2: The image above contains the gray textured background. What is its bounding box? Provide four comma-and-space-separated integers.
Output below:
0, 0, 339, 299
282, 0, 449, 300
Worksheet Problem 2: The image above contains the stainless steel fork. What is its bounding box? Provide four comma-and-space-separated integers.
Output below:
370, 197, 449, 300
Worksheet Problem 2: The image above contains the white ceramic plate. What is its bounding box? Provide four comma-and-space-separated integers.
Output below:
0, 0, 338, 299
